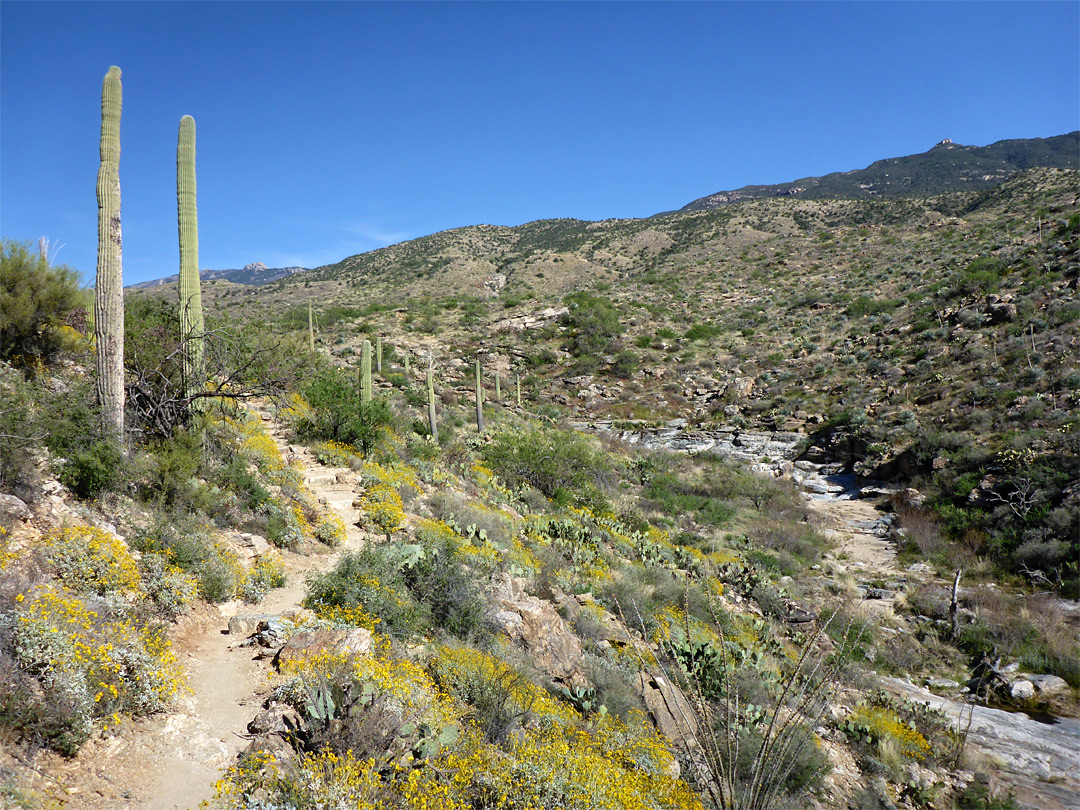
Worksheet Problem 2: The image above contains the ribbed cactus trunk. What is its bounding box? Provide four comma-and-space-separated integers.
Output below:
474, 357, 484, 432
177, 115, 204, 400
495, 371, 502, 402
403, 353, 410, 379
516, 374, 521, 406
308, 301, 315, 353
376, 336, 383, 374
95, 66, 124, 442
427, 361, 438, 444
360, 340, 372, 405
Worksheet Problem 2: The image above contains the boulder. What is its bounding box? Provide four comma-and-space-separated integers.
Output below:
0, 494, 31, 523
1028, 674, 1069, 696
1010, 679, 1036, 701
247, 703, 300, 735
487, 574, 584, 684
727, 376, 755, 399
636, 672, 698, 744
273, 627, 373, 669
229, 614, 279, 638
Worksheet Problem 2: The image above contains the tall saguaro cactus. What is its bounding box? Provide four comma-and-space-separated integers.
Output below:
427, 360, 438, 444
376, 336, 383, 373
474, 357, 484, 432
95, 66, 124, 441
516, 374, 522, 406
360, 340, 372, 405
177, 115, 205, 397
403, 353, 410, 379
308, 301, 315, 353
495, 371, 502, 403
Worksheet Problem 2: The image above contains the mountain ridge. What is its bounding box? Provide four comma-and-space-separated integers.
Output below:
673, 131, 1079, 213
127, 262, 309, 290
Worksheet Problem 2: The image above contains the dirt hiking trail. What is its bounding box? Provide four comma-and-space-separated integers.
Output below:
40, 413, 364, 810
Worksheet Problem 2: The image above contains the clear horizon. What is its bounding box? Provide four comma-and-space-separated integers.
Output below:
2, 1, 1078, 285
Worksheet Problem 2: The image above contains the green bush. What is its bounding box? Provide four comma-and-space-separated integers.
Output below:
59, 440, 123, 500
481, 424, 611, 510
404, 530, 485, 638
560, 291, 621, 359
304, 548, 430, 639
0, 240, 81, 362
296, 369, 393, 454
0, 367, 39, 499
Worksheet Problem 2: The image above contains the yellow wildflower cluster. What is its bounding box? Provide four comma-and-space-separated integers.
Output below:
0, 525, 16, 570
220, 643, 701, 810
848, 705, 932, 762
40, 526, 142, 597
14, 584, 184, 723
314, 511, 348, 548
362, 483, 405, 539
363, 459, 420, 491
278, 391, 314, 424
251, 551, 287, 589
279, 646, 458, 728
310, 601, 381, 631
431, 645, 577, 726
314, 440, 362, 467
648, 605, 720, 648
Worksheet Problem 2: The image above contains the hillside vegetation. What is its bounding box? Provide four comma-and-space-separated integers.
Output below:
189, 166, 1079, 591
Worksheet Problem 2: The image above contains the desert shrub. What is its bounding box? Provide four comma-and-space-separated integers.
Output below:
609, 349, 638, 378
561, 291, 621, 359
39, 526, 142, 597
295, 368, 394, 454
0, 240, 81, 362
213, 456, 271, 512
956, 781, 1019, 810
643, 471, 737, 527
0, 367, 39, 499
360, 483, 405, 541
313, 512, 348, 547
847, 296, 897, 318
956, 591, 1080, 687
429, 646, 544, 745
4, 583, 183, 754
140, 428, 205, 507
481, 424, 611, 510
138, 554, 198, 619
304, 548, 430, 639
57, 439, 123, 500
404, 528, 485, 639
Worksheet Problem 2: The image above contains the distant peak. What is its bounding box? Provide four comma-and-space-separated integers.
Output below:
244, 262, 268, 271
938, 138, 953, 146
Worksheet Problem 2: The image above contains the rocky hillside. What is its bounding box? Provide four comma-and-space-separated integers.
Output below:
133, 167, 1079, 593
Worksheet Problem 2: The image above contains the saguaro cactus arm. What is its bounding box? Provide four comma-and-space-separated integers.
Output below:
95, 66, 124, 441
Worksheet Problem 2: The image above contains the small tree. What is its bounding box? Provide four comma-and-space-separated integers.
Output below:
0, 240, 80, 362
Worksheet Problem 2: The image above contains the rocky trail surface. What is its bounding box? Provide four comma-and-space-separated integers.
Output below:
38, 413, 364, 810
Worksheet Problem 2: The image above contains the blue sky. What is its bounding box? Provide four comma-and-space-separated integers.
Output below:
2, 1, 1077, 285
